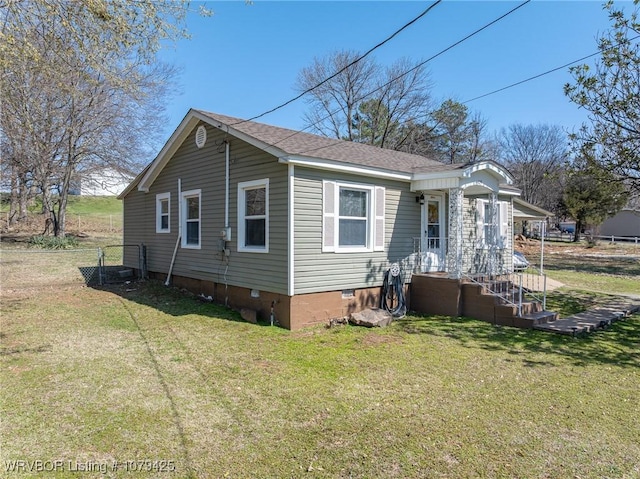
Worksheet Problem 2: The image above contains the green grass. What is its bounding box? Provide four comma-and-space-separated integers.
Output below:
0, 195, 122, 216
540, 244, 640, 295
64, 195, 122, 216
1, 196, 123, 244
2, 281, 639, 478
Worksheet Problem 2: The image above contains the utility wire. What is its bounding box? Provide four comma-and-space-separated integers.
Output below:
263, 0, 531, 155
463, 34, 640, 104
230, 0, 443, 125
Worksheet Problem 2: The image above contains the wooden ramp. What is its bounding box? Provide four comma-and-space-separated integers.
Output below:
534, 300, 640, 335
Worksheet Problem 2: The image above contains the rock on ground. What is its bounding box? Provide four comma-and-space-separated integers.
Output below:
349, 308, 393, 328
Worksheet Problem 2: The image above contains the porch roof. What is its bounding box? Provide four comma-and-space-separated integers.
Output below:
410, 160, 514, 193
513, 198, 553, 221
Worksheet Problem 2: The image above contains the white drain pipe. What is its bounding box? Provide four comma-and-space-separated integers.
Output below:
165, 178, 182, 286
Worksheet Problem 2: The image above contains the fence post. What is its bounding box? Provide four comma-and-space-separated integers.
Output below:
98, 247, 103, 286
518, 273, 523, 317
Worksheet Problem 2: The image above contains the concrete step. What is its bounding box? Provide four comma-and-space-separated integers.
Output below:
521, 310, 559, 323
533, 301, 640, 335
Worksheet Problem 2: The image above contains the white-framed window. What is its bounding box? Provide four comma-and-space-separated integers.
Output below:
238, 179, 269, 253
476, 198, 509, 248
156, 192, 170, 233
322, 181, 385, 253
181, 189, 201, 249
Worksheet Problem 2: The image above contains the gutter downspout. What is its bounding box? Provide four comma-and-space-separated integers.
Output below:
225, 140, 230, 231
165, 178, 182, 286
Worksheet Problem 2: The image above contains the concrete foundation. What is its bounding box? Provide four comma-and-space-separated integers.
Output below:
410, 274, 461, 317
149, 271, 408, 330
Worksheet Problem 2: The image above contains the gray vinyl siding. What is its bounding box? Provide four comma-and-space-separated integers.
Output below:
123, 188, 153, 268
461, 195, 513, 274
123, 122, 289, 294
293, 167, 420, 295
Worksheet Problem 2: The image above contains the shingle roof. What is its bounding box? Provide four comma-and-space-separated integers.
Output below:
197, 110, 464, 176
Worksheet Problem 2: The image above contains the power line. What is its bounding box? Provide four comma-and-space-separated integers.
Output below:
265, 0, 531, 155
463, 34, 640, 104
231, 0, 443, 125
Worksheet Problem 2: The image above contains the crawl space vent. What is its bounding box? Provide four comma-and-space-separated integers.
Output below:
195, 125, 207, 148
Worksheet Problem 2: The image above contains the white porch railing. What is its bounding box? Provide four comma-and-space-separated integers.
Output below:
413, 237, 449, 273
464, 267, 548, 317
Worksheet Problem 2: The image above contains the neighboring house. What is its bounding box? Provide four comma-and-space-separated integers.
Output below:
80, 168, 133, 196
599, 209, 640, 238
120, 109, 521, 330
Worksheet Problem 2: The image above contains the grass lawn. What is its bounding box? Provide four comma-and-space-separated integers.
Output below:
1, 196, 123, 243
2, 281, 639, 478
518, 240, 640, 296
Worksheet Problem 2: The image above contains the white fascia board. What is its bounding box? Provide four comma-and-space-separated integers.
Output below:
412, 169, 465, 181
138, 110, 289, 193
463, 161, 513, 184
499, 188, 521, 197
138, 111, 201, 192
279, 155, 412, 182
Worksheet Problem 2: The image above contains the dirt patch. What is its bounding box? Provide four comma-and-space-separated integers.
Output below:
358, 332, 404, 348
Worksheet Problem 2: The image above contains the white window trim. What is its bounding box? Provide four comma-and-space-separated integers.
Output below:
476, 198, 509, 249
156, 192, 170, 234
181, 189, 201, 249
238, 179, 269, 253
335, 182, 375, 253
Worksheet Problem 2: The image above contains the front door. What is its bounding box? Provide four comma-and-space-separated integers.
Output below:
421, 195, 445, 272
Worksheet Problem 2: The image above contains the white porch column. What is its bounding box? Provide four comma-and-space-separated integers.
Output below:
447, 187, 464, 279
488, 192, 498, 275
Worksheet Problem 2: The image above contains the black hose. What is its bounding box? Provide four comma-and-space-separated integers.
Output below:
381, 267, 407, 318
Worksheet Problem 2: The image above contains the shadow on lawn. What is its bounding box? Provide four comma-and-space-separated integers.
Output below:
543, 254, 640, 276
93, 279, 249, 325
395, 313, 640, 369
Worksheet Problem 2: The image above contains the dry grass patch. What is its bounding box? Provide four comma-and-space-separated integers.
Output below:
2, 280, 639, 478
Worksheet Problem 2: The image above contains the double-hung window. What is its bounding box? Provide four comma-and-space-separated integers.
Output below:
476, 198, 509, 248
181, 189, 201, 248
238, 179, 269, 253
156, 192, 170, 233
323, 181, 385, 253
338, 187, 369, 248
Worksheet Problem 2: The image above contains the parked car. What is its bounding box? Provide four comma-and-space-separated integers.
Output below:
513, 251, 530, 272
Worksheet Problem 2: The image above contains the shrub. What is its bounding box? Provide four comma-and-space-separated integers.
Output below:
28, 235, 79, 249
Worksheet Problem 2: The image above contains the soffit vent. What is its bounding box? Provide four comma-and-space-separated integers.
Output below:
195, 125, 207, 148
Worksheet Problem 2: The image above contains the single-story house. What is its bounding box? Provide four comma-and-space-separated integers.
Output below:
120, 109, 525, 330
599, 209, 640, 238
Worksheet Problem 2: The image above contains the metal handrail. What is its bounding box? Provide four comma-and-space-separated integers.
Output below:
464, 272, 524, 317
514, 266, 548, 311
463, 268, 549, 317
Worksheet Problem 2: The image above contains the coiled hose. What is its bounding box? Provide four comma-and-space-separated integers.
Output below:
381, 265, 407, 318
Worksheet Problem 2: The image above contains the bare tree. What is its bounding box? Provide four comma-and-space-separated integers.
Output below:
498, 124, 569, 212
1, 0, 194, 236
297, 50, 379, 141
296, 51, 433, 148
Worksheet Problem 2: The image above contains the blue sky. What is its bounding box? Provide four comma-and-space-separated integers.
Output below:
157, 0, 630, 141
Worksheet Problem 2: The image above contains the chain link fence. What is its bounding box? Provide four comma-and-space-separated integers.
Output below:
98, 244, 146, 285
0, 244, 146, 292
1, 248, 102, 291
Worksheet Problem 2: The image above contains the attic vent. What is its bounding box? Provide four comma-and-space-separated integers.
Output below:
195, 125, 207, 148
